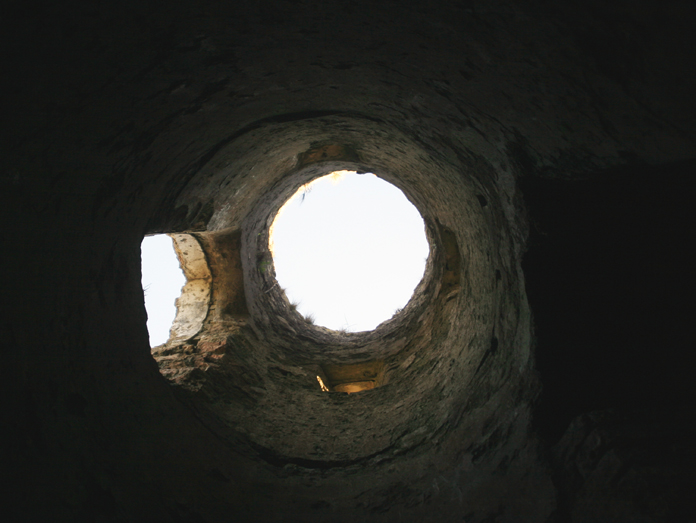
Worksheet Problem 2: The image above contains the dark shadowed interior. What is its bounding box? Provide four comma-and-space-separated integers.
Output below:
2, 1, 695, 521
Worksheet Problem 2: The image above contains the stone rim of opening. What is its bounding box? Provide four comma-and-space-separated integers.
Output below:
241, 162, 442, 359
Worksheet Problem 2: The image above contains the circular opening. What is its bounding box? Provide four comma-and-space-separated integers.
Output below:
141, 235, 186, 346
269, 171, 429, 332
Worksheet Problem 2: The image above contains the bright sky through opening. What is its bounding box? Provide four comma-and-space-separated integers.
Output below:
141, 235, 185, 346
270, 171, 429, 332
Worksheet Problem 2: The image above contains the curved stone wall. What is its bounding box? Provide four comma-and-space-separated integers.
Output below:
4, 1, 696, 521
148, 111, 545, 519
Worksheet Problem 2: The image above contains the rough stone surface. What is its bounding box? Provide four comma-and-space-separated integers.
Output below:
2, 0, 695, 521
552, 409, 696, 522
168, 233, 212, 342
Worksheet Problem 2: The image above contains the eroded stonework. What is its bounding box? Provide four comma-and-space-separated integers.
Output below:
4, 0, 695, 521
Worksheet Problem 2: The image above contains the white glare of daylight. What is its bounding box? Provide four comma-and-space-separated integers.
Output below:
269, 171, 429, 332
141, 235, 186, 346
